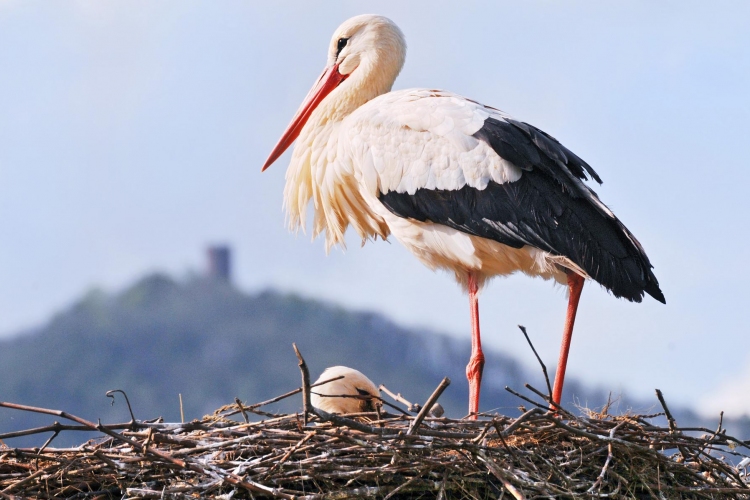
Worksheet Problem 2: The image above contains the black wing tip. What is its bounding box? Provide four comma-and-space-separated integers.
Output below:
616, 277, 665, 304
611, 282, 665, 305
584, 161, 603, 185
646, 282, 666, 304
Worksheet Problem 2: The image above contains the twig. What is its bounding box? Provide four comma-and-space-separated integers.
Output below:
179, 393, 185, 423
655, 388, 693, 461
219, 375, 347, 420
375, 397, 411, 415
36, 429, 60, 455
472, 420, 495, 444
234, 397, 249, 424
382, 469, 426, 499
312, 407, 397, 436
504, 386, 550, 412
106, 389, 137, 426
258, 432, 315, 480
379, 384, 421, 412
93, 450, 121, 470
292, 343, 312, 426
655, 389, 677, 433
495, 427, 521, 464
696, 411, 726, 459
374, 386, 438, 416
518, 325, 552, 400
407, 377, 450, 436
0, 421, 143, 440
524, 383, 566, 414
587, 421, 625, 493
478, 451, 526, 500
499, 408, 543, 437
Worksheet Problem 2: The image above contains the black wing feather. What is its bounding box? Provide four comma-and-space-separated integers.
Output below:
379, 117, 665, 304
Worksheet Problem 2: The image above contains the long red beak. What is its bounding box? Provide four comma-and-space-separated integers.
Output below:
261, 64, 348, 172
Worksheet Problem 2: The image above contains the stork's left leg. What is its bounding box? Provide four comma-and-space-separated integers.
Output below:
466, 273, 485, 419
551, 272, 585, 406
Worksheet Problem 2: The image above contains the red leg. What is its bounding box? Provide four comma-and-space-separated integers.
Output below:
551, 272, 585, 407
466, 273, 485, 419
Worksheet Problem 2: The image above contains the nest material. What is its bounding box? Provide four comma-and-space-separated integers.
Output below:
1, 346, 749, 499
2, 391, 750, 499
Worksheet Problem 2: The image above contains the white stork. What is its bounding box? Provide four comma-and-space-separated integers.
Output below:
262, 15, 665, 417
310, 366, 381, 414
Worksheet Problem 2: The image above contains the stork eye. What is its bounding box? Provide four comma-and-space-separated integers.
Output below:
336, 37, 349, 56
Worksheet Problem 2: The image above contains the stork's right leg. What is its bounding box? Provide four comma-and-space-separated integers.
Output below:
466, 273, 485, 419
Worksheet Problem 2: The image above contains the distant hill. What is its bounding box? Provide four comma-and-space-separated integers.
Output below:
1, 274, 744, 447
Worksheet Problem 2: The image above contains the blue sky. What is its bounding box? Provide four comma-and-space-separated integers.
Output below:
1, 1, 749, 415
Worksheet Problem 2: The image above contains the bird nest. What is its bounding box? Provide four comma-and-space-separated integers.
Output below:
1, 348, 749, 499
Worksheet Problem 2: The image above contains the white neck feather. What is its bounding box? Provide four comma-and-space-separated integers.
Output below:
283, 21, 405, 250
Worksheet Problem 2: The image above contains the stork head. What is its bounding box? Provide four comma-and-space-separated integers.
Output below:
324, 14, 406, 86
262, 15, 406, 171
310, 366, 382, 414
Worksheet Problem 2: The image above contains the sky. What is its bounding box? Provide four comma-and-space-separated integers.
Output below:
1, 1, 749, 416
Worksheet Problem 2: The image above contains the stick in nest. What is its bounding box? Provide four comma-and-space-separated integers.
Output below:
293, 343, 312, 426
517, 325, 554, 405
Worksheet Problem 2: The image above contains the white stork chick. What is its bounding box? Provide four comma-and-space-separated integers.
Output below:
310, 366, 381, 414
262, 15, 665, 417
